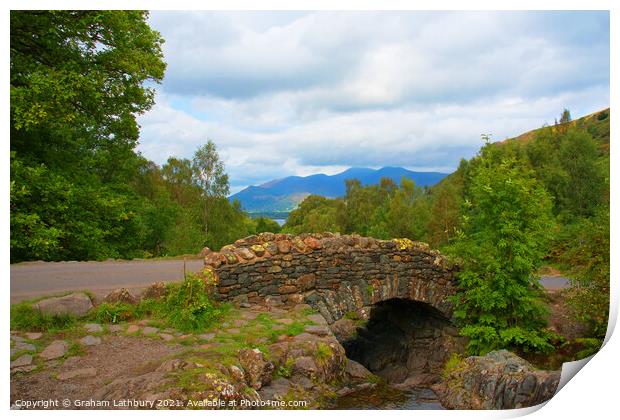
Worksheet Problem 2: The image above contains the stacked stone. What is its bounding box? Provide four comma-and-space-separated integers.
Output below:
204, 233, 457, 324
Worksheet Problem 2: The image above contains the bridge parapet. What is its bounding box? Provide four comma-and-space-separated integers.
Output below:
203, 233, 457, 323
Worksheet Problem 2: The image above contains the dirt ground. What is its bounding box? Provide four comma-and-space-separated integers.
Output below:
11, 336, 182, 407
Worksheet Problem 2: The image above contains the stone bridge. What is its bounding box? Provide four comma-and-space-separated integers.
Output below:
203, 232, 457, 325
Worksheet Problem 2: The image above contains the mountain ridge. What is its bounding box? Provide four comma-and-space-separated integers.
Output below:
230, 166, 449, 213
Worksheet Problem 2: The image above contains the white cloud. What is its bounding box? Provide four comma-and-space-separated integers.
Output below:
137, 11, 610, 191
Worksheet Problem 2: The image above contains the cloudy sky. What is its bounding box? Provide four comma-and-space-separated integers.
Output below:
136, 11, 610, 194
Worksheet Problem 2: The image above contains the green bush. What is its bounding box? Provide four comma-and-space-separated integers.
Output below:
162, 273, 227, 332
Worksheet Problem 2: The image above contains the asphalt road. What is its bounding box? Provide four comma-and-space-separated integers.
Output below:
9, 259, 572, 303
10, 259, 204, 303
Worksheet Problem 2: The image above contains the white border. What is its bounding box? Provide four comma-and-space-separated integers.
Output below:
2, 2, 617, 420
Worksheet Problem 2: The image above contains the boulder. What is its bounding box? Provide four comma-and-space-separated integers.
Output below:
329, 318, 359, 342
141, 282, 168, 300
436, 350, 560, 409
345, 359, 373, 380
103, 288, 138, 305
238, 348, 274, 390
34, 293, 93, 317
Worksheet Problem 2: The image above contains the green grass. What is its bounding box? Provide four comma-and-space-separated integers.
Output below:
90, 302, 136, 324
11, 301, 77, 332
315, 342, 333, 364
442, 353, 464, 380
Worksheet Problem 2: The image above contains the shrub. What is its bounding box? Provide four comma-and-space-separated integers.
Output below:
162, 273, 227, 332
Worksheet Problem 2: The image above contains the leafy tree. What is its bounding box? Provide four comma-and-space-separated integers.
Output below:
560, 108, 572, 124
192, 140, 230, 237
254, 217, 282, 234
559, 207, 609, 345
10, 11, 166, 261
11, 11, 165, 139
283, 195, 342, 234
447, 143, 556, 355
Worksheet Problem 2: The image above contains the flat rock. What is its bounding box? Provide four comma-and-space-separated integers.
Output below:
58, 367, 97, 380
34, 293, 93, 317
278, 318, 294, 325
159, 333, 174, 342
24, 332, 43, 340
126, 325, 140, 334
80, 335, 101, 346
11, 354, 33, 368
11, 365, 36, 374
14, 341, 36, 352
40, 340, 68, 360
108, 325, 123, 333
11, 335, 25, 342
198, 333, 216, 341
84, 323, 103, 333
142, 326, 159, 335
306, 314, 328, 326
304, 325, 330, 336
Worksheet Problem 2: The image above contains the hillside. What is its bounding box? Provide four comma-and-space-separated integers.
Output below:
501, 108, 610, 150
231, 167, 448, 213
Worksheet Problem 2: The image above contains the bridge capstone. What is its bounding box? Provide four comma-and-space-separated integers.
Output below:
203, 233, 457, 324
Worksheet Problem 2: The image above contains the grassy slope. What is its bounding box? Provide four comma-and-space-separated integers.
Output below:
435, 107, 610, 190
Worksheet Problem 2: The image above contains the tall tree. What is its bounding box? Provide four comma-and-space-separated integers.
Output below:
447, 143, 555, 355
192, 140, 230, 237
10, 11, 166, 261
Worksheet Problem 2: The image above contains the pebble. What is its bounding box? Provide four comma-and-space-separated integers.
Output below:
25, 332, 43, 340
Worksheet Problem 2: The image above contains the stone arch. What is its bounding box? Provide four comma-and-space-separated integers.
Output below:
203, 232, 457, 323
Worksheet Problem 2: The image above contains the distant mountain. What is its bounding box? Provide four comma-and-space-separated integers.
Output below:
230, 167, 449, 213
